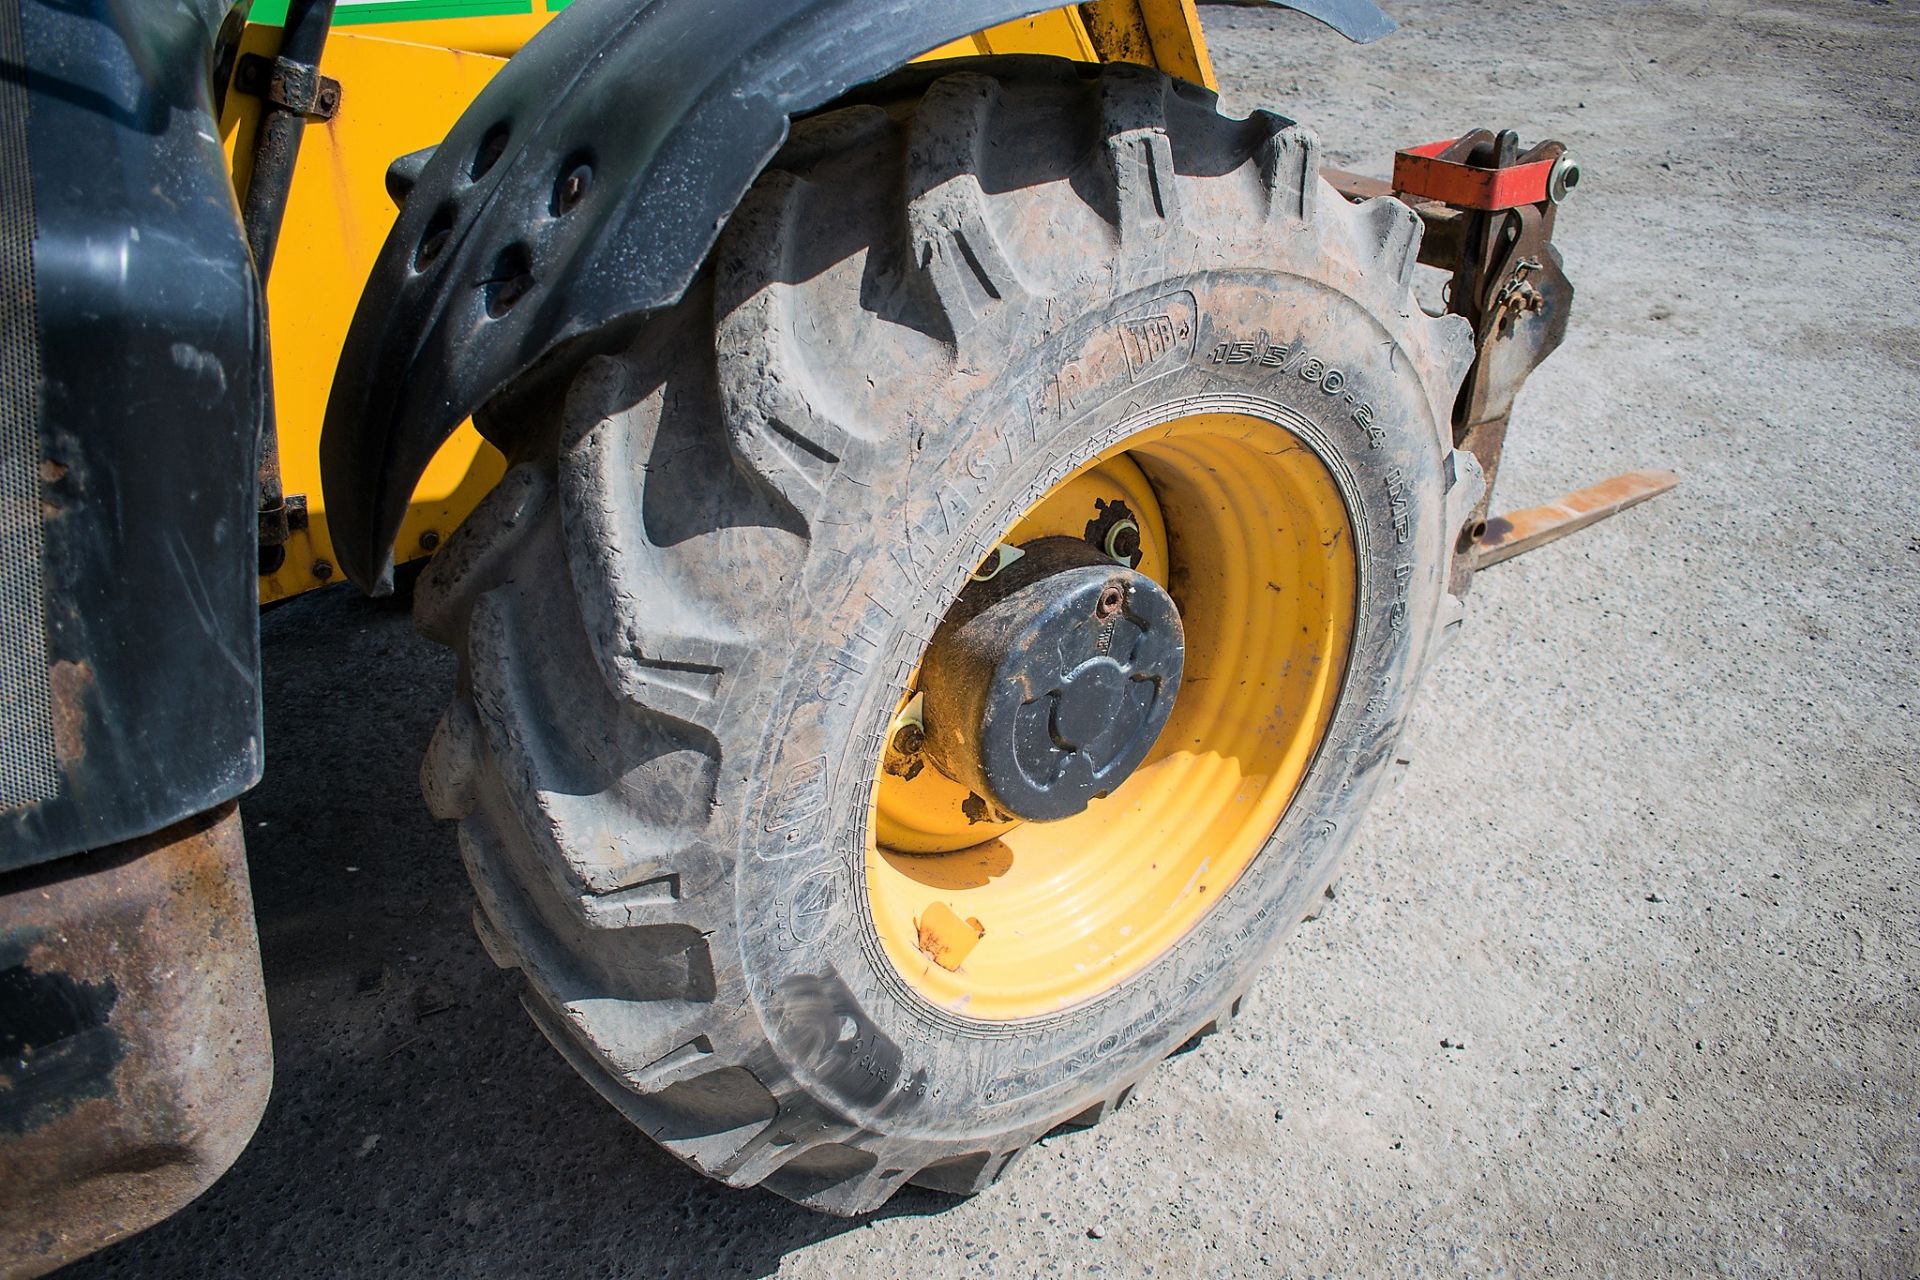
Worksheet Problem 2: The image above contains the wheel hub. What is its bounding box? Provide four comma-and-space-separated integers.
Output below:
919, 537, 1184, 822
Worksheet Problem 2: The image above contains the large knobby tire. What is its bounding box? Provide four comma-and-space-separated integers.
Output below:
415, 57, 1480, 1215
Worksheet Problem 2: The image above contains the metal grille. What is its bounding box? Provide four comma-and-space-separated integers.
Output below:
0, 0, 60, 811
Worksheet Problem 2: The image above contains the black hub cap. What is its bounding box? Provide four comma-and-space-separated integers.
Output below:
919, 537, 1185, 823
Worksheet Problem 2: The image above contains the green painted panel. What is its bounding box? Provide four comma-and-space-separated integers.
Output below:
248, 0, 535, 27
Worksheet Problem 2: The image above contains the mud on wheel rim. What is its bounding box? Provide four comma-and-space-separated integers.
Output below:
866, 410, 1358, 1020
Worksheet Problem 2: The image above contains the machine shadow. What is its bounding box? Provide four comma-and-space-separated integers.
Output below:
65, 580, 956, 1280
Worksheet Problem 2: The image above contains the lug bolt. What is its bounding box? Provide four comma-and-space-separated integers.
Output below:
484, 245, 535, 317
554, 163, 592, 215
470, 123, 509, 180
414, 202, 457, 272
891, 722, 925, 756
486, 275, 531, 317
416, 226, 451, 269
1104, 519, 1141, 565
1548, 151, 1582, 205
311, 559, 334, 581
420, 529, 441, 551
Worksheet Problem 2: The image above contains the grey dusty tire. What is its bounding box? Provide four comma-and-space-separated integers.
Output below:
414, 56, 1480, 1215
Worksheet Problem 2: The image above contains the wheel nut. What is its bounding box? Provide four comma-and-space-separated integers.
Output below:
1548, 151, 1582, 204
1103, 519, 1141, 565
554, 162, 592, 215
918, 537, 1184, 822
415, 226, 450, 269
891, 722, 925, 756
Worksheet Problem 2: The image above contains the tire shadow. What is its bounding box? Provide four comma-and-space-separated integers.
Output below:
63, 581, 953, 1280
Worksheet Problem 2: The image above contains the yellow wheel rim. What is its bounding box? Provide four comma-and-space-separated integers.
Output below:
863, 412, 1358, 1020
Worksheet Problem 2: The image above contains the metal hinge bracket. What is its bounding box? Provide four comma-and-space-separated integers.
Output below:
234, 52, 340, 120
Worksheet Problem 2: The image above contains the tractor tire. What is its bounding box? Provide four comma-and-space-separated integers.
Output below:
415, 56, 1480, 1215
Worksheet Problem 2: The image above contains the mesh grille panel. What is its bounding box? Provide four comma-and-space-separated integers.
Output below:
0, 0, 61, 811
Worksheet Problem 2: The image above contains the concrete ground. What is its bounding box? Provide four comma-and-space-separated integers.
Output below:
67, 1, 1917, 1275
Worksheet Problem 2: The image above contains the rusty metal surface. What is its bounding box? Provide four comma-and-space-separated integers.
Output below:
1330, 126, 1590, 590
1454, 206, 1571, 470
1329, 129, 1576, 566
0, 803, 272, 1279
1322, 165, 1398, 202
1331, 125, 1679, 590
1391, 134, 1559, 210
1435, 155, 1571, 500
1471, 470, 1681, 570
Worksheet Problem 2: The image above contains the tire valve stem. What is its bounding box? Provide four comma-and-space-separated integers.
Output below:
970, 542, 1025, 582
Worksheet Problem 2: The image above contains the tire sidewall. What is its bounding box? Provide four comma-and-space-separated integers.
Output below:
731, 267, 1454, 1139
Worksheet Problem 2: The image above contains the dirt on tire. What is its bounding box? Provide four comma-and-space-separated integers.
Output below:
413, 56, 1480, 1215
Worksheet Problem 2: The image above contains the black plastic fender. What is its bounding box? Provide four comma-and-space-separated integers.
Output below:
1, 0, 265, 870
1271, 0, 1395, 42
319, 0, 1395, 594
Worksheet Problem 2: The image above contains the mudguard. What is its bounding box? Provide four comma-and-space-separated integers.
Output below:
320, 0, 1395, 594
1, 0, 264, 869
1274, 0, 1395, 43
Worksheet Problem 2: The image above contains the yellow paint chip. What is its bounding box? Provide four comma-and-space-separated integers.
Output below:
915, 902, 986, 971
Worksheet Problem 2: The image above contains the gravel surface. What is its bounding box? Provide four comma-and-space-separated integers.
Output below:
66, 1, 1918, 1275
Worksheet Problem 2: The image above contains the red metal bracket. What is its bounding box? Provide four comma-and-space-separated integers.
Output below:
1391, 138, 1556, 210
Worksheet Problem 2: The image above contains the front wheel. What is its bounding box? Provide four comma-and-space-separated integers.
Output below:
415, 57, 1480, 1214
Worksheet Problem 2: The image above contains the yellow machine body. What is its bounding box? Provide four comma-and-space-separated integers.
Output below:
221, 1, 1217, 603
